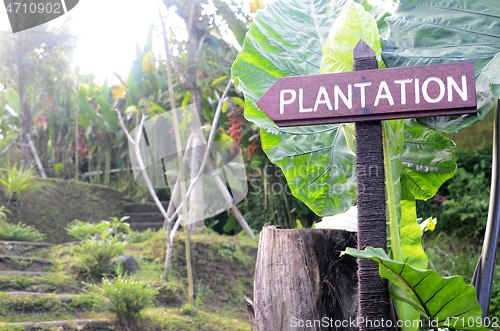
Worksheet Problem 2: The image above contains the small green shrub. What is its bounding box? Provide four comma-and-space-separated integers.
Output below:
71, 237, 125, 280
128, 229, 155, 244
87, 273, 158, 325
67, 217, 131, 241
0, 164, 51, 203
66, 220, 111, 240
0, 222, 46, 242
416, 146, 492, 241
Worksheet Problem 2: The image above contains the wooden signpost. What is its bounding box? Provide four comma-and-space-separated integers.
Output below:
253, 40, 477, 331
257, 54, 476, 127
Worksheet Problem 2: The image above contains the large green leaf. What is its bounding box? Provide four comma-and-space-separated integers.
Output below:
320, 0, 385, 73
233, 0, 393, 215
382, 0, 500, 133
232, 0, 365, 215
343, 247, 487, 330
401, 119, 456, 200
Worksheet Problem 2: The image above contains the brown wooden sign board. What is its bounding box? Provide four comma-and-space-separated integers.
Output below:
257, 62, 477, 127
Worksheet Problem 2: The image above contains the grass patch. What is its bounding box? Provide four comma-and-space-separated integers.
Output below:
423, 233, 500, 318
0, 177, 124, 244
144, 307, 251, 331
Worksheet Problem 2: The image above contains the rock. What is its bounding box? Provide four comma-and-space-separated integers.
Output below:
110, 255, 140, 274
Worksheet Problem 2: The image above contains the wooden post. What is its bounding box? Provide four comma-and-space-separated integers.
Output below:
353, 40, 390, 331
252, 224, 358, 330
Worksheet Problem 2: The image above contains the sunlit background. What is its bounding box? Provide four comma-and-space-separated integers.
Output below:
0, 0, 392, 85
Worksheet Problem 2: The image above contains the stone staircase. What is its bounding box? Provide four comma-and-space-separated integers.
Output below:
0, 240, 110, 330
123, 199, 169, 231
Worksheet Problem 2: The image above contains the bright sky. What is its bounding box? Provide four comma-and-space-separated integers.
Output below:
0, 0, 167, 85
0, 0, 393, 87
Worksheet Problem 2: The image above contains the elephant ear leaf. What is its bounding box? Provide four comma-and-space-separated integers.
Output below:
382, 0, 500, 133
232, 0, 389, 216
343, 247, 488, 331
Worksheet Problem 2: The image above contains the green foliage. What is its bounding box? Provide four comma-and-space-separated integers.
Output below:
417, 146, 492, 241
0, 164, 50, 204
67, 217, 131, 241
0, 222, 46, 242
128, 229, 155, 244
382, 0, 499, 133
66, 220, 111, 240
232, 0, 363, 216
71, 237, 125, 280
101, 216, 131, 240
87, 273, 158, 324
423, 236, 500, 321
344, 247, 487, 330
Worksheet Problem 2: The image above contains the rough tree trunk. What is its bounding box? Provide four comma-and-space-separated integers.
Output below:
253, 224, 358, 330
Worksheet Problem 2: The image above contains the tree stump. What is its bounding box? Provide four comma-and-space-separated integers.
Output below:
252, 224, 358, 330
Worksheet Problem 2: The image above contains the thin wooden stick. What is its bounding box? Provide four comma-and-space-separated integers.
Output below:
0, 135, 20, 159
75, 71, 80, 181
116, 109, 170, 225
158, 0, 194, 305
27, 134, 46, 178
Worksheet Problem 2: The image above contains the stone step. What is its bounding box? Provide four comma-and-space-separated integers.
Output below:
3, 291, 75, 303
4, 319, 111, 330
0, 272, 80, 293
0, 292, 94, 315
0, 271, 52, 276
127, 212, 165, 223
123, 200, 169, 214
0, 241, 53, 257
0, 241, 53, 248
129, 222, 164, 231
0, 255, 51, 271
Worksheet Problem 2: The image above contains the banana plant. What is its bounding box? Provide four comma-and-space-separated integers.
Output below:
231, 0, 499, 328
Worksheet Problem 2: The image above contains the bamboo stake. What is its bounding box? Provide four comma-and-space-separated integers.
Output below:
75, 71, 80, 181
27, 134, 46, 178
158, 0, 195, 305
0, 135, 20, 159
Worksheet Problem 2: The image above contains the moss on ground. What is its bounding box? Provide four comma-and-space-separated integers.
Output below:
0, 229, 257, 330
134, 229, 258, 307
0, 177, 124, 243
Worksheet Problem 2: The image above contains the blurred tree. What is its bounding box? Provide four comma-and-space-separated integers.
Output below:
0, 24, 76, 168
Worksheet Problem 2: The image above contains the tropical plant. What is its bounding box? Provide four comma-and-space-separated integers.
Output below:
66, 220, 112, 240
343, 247, 489, 330
86, 272, 158, 326
417, 146, 493, 241
101, 216, 131, 240
0, 222, 46, 242
232, 0, 500, 327
128, 229, 155, 244
71, 237, 125, 280
0, 163, 51, 203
